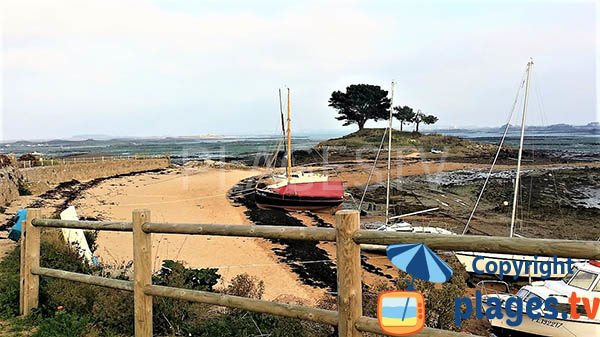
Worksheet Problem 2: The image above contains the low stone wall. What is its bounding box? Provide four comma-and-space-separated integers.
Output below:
0, 167, 23, 207
20, 158, 170, 195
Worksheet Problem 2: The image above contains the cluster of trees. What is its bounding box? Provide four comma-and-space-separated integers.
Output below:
328, 84, 438, 132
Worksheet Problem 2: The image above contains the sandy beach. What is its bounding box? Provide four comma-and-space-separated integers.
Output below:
54, 159, 497, 302
1, 155, 598, 312
71, 166, 328, 302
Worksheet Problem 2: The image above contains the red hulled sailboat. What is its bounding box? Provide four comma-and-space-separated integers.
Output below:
255, 89, 345, 210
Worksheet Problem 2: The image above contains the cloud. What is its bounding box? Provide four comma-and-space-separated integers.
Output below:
1, 0, 596, 140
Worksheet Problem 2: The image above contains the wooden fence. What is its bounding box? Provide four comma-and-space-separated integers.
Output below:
19, 208, 600, 337
16, 154, 167, 169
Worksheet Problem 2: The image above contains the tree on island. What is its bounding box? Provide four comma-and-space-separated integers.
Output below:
412, 109, 438, 133
392, 105, 416, 132
328, 84, 391, 130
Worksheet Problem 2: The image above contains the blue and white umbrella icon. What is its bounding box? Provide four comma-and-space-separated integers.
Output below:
386, 243, 453, 288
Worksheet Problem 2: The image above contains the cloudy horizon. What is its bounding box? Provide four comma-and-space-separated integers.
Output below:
1, 0, 597, 141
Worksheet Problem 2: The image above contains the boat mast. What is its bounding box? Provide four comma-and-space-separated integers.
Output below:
510, 58, 533, 237
286, 88, 292, 183
385, 81, 395, 225
279, 89, 287, 158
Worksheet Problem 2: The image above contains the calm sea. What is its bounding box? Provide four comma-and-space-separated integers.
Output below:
1, 136, 321, 162
432, 130, 599, 159
2, 131, 597, 161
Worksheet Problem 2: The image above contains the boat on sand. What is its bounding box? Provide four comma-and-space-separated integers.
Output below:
255, 89, 344, 211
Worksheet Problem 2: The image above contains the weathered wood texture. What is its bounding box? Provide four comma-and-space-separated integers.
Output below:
32, 218, 132, 231
144, 222, 336, 241
24, 208, 600, 337
145, 284, 339, 326
336, 210, 362, 337
133, 210, 152, 337
32, 267, 133, 291
353, 231, 600, 259
20, 208, 41, 316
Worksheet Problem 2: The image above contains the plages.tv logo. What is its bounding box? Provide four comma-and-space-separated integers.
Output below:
379, 243, 453, 336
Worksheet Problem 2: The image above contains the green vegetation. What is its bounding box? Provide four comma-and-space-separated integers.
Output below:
392, 106, 416, 132
393, 107, 438, 132
0, 230, 334, 337
362, 257, 468, 332
411, 110, 438, 133
328, 84, 391, 130
328, 83, 439, 132
317, 128, 495, 156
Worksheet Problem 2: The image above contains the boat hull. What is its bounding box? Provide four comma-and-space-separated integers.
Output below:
482, 301, 600, 337
255, 189, 344, 211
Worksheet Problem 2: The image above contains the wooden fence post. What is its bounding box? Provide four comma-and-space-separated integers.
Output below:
20, 208, 41, 316
336, 210, 363, 337
133, 209, 152, 337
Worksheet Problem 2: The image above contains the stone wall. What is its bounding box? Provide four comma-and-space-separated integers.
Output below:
0, 167, 23, 207
20, 158, 170, 195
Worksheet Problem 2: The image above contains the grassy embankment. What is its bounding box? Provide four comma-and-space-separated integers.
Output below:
316, 128, 497, 157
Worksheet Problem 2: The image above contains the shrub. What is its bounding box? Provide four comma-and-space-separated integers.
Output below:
0, 245, 22, 318
395, 256, 467, 331
31, 311, 91, 337
197, 312, 316, 337
91, 288, 133, 335
83, 230, 99, 254
152, 260, 220, 336
224, 273, 264, 299
0, 237, 338, 337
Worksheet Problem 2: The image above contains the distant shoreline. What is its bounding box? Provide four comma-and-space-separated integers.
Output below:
1, 127, 597, 163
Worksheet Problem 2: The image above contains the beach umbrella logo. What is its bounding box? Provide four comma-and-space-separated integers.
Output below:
386, 243, 453, 287
377, 243, 453, 336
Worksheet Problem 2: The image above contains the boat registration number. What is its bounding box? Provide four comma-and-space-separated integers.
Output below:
533, 318, 563, 329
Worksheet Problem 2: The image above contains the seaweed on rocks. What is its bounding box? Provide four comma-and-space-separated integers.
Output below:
302, 212, 332, 228
27, 168, 166, 213
229, 177, 338, 292
229, 177, 395, 290
302, 211, 392, 279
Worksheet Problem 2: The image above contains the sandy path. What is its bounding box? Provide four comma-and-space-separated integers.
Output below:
75, 167, 325, 302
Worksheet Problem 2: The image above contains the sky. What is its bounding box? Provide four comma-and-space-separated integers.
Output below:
1, 0, 597, 140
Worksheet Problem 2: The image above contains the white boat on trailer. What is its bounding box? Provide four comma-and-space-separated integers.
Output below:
456, 59, 583, 280
482, 260, 600, 337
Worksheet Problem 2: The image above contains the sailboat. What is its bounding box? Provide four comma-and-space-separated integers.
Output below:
254, 89, 345, 211
359, 82, 454, 251
455, 58, 581, 279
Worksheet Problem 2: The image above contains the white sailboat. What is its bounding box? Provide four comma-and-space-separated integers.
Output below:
455, 58, 581, 279
483, 260, 600, 336
359, 82, 454, 253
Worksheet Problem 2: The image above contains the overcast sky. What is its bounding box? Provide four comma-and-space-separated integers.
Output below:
1, 0, 597, 140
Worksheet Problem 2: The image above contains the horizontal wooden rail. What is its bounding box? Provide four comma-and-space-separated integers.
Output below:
145, 284, 339, 326
24, 210, 599, 337
143, 223, 337, 242
31, 267, 133, 292
353, 231, 600, 259
355, 317, 474, 337
31, 218, 600, 259
32, 219, 132, 232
